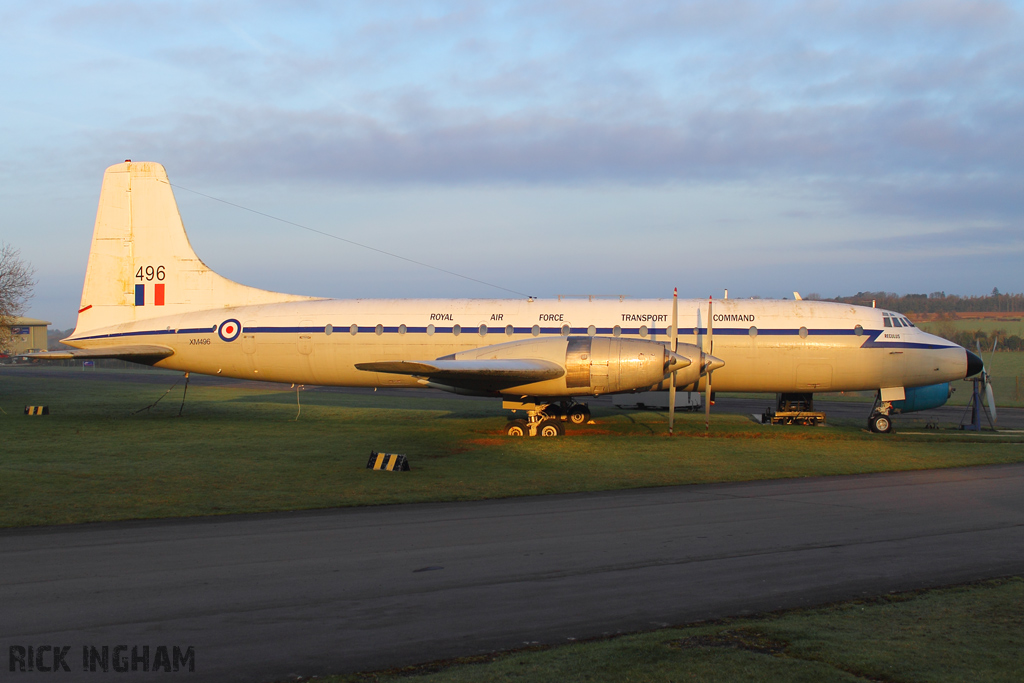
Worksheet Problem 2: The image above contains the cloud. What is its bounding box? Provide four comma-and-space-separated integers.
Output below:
6, 0, 1023, 228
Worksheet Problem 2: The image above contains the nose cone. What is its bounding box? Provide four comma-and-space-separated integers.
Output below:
966, 349, 984, 377
665, 349, 692, 372
702, 353, 725, 373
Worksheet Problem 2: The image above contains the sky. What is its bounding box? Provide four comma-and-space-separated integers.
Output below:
1, 0, 1022, 329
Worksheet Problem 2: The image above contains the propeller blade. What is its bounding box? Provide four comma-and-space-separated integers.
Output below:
705, 295, 713, 433
671, 287, 679, 354
985, 381, 997, 426
669, 287, 678, 436
669, 383, 677, 435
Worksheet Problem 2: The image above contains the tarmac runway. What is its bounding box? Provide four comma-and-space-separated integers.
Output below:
4, 463, 1024, 682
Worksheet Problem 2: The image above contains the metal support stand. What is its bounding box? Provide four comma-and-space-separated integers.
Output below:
961, 378, 994, 431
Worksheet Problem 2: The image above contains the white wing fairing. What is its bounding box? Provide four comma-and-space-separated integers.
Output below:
36, 162, 983, 433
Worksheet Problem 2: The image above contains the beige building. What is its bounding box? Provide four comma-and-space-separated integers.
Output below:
2, 317, 50, 354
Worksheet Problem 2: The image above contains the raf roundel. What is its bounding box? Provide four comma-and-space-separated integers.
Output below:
218, 319, 242, 342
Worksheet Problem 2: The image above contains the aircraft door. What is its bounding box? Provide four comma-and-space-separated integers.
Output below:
242, 321, 256, 355
298, 320, 313, 355
883, 350, 906, 386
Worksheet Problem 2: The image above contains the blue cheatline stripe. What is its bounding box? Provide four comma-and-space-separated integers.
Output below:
134, 284, 145, 307
64, 324, 958, 350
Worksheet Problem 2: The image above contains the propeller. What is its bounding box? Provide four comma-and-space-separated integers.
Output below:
977, 338, 998, 426
705, 295, 713, 433
669, 287, 678, 435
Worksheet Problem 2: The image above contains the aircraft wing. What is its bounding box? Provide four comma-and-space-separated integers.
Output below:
25, 345, 175, 363
355, 358, 564, 391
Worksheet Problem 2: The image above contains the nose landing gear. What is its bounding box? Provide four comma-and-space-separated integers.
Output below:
868, 412, 893, 433
868, 394, 895, 433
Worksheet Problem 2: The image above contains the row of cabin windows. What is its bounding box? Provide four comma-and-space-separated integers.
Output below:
316, 324, 868, 338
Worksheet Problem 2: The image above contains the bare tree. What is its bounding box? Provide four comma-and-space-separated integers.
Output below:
0, 242, 36, 350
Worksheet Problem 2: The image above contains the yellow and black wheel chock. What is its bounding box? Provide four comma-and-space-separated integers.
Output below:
24, 406, 49, 416
367, 452, 410, 472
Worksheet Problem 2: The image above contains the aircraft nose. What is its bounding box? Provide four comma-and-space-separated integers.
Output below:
966, 349, 984, 377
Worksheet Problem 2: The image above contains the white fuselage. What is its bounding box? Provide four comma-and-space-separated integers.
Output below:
68, 297, 967, 394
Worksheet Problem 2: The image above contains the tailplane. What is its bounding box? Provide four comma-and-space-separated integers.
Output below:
71, 161, 314, 337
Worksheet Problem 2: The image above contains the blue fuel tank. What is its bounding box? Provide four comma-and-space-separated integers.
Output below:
892, 383, 951, 414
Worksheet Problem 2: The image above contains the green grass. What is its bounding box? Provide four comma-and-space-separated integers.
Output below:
2, 366, 1024, 528
918, 318, 1024, 337
911, 320, 1024, 407
326, 577, 1024, 683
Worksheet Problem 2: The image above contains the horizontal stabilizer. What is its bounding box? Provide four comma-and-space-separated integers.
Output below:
26, 345, 174, 363
355, 358, 564, 391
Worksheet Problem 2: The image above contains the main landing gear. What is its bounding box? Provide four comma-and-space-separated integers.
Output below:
504, 400, 590, 437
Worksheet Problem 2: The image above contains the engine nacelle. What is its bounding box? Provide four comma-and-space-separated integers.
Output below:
448, 335, 702, 397
891, 383, 951, 414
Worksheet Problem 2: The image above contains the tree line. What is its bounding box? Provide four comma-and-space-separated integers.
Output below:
820, 289, 1023, 314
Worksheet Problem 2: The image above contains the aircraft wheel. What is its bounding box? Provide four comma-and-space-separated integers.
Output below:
869, 414, 893, 434
506, 419, 528, 437
568, 405, 591, 425
537, 419, 564, 437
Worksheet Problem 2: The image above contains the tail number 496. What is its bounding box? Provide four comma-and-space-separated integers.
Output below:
136, 265, 166, 281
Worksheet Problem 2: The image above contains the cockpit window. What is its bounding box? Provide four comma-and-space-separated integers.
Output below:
893, 317, 904, 328
903, 317, 915, 327
883, 315, 892, 328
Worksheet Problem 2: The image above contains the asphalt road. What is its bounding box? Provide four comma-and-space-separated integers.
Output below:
4, 464, 1024, 682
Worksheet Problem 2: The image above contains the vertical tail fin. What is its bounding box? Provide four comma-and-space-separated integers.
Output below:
71, 162, 313, 337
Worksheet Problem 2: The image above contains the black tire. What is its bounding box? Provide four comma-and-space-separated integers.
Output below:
869, 414, 893, 434
506, 419, 528, 437
568, 405, 590, 425
537, 419, 564, 437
